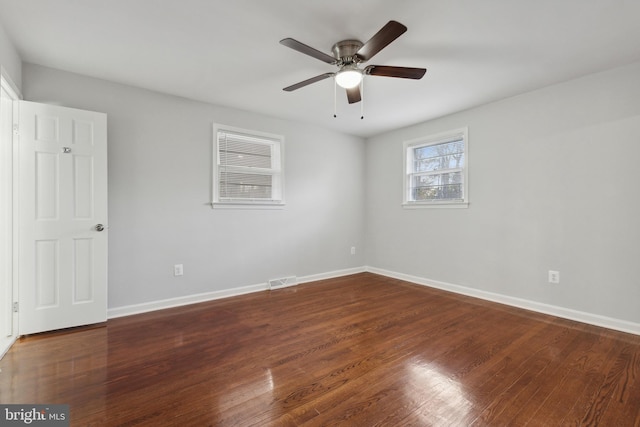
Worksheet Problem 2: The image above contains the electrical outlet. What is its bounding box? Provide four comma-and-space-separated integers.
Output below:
174, 264, 184, 277
351, 246, 356, 255
548, 270, 560, 284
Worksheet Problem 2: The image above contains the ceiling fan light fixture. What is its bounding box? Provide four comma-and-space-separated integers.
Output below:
335, 67, 363, 89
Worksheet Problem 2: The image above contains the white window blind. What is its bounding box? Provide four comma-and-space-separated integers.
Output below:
213, 125, 284, 207
403, 128, 468, 207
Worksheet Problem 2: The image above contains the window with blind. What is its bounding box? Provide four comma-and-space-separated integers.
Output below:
403, 127, 468, 208
213, 124, 284, 207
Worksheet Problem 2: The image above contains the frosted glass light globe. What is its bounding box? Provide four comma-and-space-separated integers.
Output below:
335, 68, 362, 89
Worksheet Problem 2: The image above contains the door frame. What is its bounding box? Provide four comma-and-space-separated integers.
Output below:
0, 67, 21, 359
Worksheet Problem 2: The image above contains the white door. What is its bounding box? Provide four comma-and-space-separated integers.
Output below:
18, 101, 108, 335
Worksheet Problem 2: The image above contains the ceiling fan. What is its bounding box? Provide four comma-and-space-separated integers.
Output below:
280, 20, 426, 105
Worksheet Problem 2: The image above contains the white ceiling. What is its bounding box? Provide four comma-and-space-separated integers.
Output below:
1, 0, 640, 137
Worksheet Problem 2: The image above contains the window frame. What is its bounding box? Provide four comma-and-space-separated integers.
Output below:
212, 124, 285, 209
402, 127, 469, 209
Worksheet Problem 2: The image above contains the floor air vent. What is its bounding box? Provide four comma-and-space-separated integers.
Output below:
268, 276, 297, 290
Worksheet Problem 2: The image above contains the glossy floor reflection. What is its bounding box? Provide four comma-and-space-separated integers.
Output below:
1, 273, 639, 426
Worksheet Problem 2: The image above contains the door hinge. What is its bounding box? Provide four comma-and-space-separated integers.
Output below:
13, 124, 19, 135
12, 302, 18, 313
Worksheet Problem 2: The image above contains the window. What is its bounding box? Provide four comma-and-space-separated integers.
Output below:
213, 124, 284, 208
403, 127, 468, 208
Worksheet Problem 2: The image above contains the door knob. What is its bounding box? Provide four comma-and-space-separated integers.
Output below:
95, 224, 106, 232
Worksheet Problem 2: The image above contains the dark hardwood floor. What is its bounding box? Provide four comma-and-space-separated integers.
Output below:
1, 273, 639, 426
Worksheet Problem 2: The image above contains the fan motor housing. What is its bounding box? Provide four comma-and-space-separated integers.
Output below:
332, 40, 363, 63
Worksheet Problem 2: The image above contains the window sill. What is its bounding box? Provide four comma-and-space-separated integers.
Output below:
402, 201, 469, 209
211, 201, 285, 210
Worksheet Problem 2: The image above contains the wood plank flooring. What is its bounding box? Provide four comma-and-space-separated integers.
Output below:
1, 272, 639, 426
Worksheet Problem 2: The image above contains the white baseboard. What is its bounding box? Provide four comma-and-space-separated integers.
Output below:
107, 266, 366, 319
108, 265, 639, 336
298, 266, 366, 284
0, 336, 18, 361
107, 283, 268, 319
365, 266, 640, 336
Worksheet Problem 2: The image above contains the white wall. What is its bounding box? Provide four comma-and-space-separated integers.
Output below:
0, 22, 21, 90
23, 64, 365, 310
365, 61, 640, 326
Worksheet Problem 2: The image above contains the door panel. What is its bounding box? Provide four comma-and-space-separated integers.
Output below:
73, 155, 94, 218
35, 152, 59, 219
19, 101, 107, 335
35, 239, 58, 307
73, 237, 93, 302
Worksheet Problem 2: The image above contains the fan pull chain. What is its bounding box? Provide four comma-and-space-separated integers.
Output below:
333, 77, 337, 118
360, 79, 365, 120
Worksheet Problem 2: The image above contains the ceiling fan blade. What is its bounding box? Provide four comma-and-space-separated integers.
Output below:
283, 73, 334, 92
346, 86, 361, 104
280, 38, 337, 64
365, 65, 427, 79
356, 21, 407, 61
